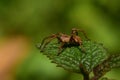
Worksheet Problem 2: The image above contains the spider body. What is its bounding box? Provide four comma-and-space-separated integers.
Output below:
38, 28, 89, 55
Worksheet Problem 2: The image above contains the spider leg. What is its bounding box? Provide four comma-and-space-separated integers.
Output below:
57, 42, 65, 56
78, 29, 90, 40
76, 47, 82, 52
78, 42, 86, 53
40, 34, 59, 52
80, 45, 86, 53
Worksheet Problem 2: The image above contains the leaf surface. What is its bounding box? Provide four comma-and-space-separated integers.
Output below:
38, 40, 108, 73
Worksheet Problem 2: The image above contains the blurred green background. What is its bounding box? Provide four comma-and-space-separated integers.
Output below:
0, 0, 120, 80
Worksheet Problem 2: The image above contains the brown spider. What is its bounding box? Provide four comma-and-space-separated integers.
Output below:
38, 28, 89, 56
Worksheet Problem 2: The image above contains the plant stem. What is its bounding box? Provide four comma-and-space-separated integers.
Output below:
82, 72, 89, 80
91, 77, 98, 80
80, 64, 90, 80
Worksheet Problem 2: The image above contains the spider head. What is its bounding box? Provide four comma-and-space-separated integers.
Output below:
71, 28, 79, 35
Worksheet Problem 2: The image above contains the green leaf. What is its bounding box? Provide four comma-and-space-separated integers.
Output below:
92, 54, 120, 80
109, 54, 120, 68
80, 41, 108, 72
38, 40, 108, 73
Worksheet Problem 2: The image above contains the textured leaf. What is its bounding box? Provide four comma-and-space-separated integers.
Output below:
38, 40, 108, 73
92, 54, 120, 80
80, 41, 108, 72
109, 54, 120, 68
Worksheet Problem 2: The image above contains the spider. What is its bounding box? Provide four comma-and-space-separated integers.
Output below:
37, 28, 89, 56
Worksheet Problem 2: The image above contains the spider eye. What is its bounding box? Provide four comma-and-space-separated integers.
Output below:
72, 30, 78, 35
